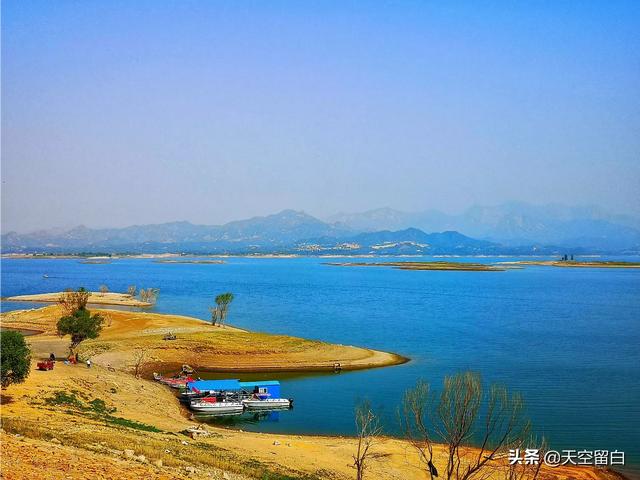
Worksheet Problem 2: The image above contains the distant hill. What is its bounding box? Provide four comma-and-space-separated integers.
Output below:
1, 210, 350, 254
327, 203, 640, 252
2, 205, 638, 255
297, 228, 503, 255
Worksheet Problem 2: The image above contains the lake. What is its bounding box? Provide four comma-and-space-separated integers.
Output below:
1, 256, 639, 472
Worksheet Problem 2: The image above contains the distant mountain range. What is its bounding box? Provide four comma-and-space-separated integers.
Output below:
327, 203, 640, 253
1, 210, 349, 254
2, 203, 639, 255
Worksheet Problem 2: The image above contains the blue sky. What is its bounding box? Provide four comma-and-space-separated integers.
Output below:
2, 1, 639, 232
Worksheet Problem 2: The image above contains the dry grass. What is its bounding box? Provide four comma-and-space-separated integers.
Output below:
1, 305, 407, 372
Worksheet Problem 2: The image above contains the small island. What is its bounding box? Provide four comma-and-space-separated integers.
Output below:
500, 260, 640, 268
326, 261, 505, 271
153, 259, 225, 264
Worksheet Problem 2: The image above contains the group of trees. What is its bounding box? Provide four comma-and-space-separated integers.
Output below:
1, 287, 103, 390
59, 285, 160, 305
139, 287, 160, 304
124, 284, 160, 304
354, 372, 543, 480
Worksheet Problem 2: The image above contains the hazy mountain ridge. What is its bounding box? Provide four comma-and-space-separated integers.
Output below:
1, 210, 351, 253
2, 204, 638, 254
327, 203, 640, 252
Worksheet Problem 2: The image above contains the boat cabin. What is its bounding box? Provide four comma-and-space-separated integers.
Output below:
239, 380, 280, 399
186, 379, 281, 399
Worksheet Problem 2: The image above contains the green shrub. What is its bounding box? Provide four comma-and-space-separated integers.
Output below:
103, 416, 161, 432
0, 330, 31, 388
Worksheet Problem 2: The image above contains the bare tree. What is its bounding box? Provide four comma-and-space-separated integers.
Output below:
353, 400, 382, 480
209, 306, 221, 326
127, 285, 137, 297
132, 348, 149, 378
99, 284, 109, 296
102, 312, 113, 328
400, 372, 532, 480
440, 373, 531, 480
503, 436, 547, 480
58, 287, 91, 316
401, 380, 438, 480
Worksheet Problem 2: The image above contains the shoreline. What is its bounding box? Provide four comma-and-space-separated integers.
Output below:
1, 358, 623, 480
149, 351, 410, 375
0, 304, 626, 480
3, 252, 634, 260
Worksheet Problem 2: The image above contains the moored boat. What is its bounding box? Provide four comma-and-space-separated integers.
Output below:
242, 397, 292, 410
190, 397, 244, 414
153, 371, 196, 389
183, 379, 293, 413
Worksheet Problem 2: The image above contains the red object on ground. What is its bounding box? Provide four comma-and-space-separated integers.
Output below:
37, 360, 55, 371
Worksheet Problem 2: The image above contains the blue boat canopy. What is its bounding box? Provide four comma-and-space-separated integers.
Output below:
239, 381, 280, 388
186, 379, 281, 392
187, 379, 241, 391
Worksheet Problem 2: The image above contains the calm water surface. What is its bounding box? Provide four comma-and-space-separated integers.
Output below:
1, 257, 639, 470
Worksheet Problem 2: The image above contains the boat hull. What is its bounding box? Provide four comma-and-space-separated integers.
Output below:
189, 402, 244, 414
242, 398, 291, 410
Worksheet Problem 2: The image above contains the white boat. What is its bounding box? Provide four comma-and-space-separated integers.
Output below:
189, 399, 244, 414
242, 398, 292, 410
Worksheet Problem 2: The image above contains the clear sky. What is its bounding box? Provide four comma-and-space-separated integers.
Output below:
2, 1, 639, 233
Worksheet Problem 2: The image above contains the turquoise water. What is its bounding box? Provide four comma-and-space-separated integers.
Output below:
1, 257, 639, 471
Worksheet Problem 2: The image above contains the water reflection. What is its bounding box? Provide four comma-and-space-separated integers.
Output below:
195, 409, 289, 426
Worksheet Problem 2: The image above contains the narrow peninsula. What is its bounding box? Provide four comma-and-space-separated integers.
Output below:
4, 291, 153, 307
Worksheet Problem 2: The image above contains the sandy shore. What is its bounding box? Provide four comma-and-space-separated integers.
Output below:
4, 291, 152, 307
